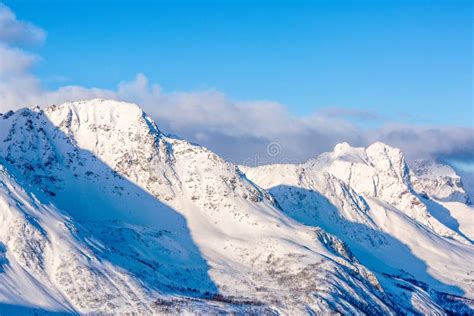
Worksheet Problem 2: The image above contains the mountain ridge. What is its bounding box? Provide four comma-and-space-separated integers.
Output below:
242, 141, 474, 310
0, 99, 472, 314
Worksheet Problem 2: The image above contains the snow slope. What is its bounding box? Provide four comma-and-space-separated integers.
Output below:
0, 100, 420, 314
242, 142, 474, 314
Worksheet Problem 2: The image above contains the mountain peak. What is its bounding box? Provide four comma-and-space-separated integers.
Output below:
365, 142, 406, 174
366, 141, 403, 158
44, 99, 162, 148
310, 141, 409, 185
333, 141, 352, 153
0, 99, 165, 185
410, 159, 470, 203
45, 99, 147, 127
323, 142, 367, 165
331, 141, 400, 157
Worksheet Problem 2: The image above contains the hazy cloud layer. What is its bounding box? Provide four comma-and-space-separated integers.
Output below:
0, 4, 46, 46
318, 107, 381, 121
0, 3, 472, 169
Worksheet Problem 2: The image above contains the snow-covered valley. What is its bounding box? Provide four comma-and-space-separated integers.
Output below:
0, 99, 472, 314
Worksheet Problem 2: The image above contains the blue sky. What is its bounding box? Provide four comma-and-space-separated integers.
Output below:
0, 1, 473, 168
4, 0, 473, 126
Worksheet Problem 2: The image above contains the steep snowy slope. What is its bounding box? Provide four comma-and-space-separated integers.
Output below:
0, 164, 164, 314
433, 201, 474, 241
242, 143, 474, 313
408, 159, 473, 242
0, 100, 409, 314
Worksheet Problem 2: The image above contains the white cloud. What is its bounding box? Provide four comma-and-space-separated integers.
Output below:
370, 125, 474, 161
109, 74, 473, 166
0, 3, 46, 46
0, 43, 38, 74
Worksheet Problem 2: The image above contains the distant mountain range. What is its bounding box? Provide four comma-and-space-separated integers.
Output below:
0, 99, 472, 314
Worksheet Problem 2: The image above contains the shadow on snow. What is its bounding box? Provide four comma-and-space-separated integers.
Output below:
0, 109, 218, 300
269, 184, 473, 314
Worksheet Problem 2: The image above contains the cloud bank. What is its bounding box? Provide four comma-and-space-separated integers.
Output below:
0, 3, 46, 46
0, 3, 472, 169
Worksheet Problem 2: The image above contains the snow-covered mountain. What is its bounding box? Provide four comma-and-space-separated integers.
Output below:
0, 99, 472, 314
409, 159, 471, 204
242, 142, 474, 314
